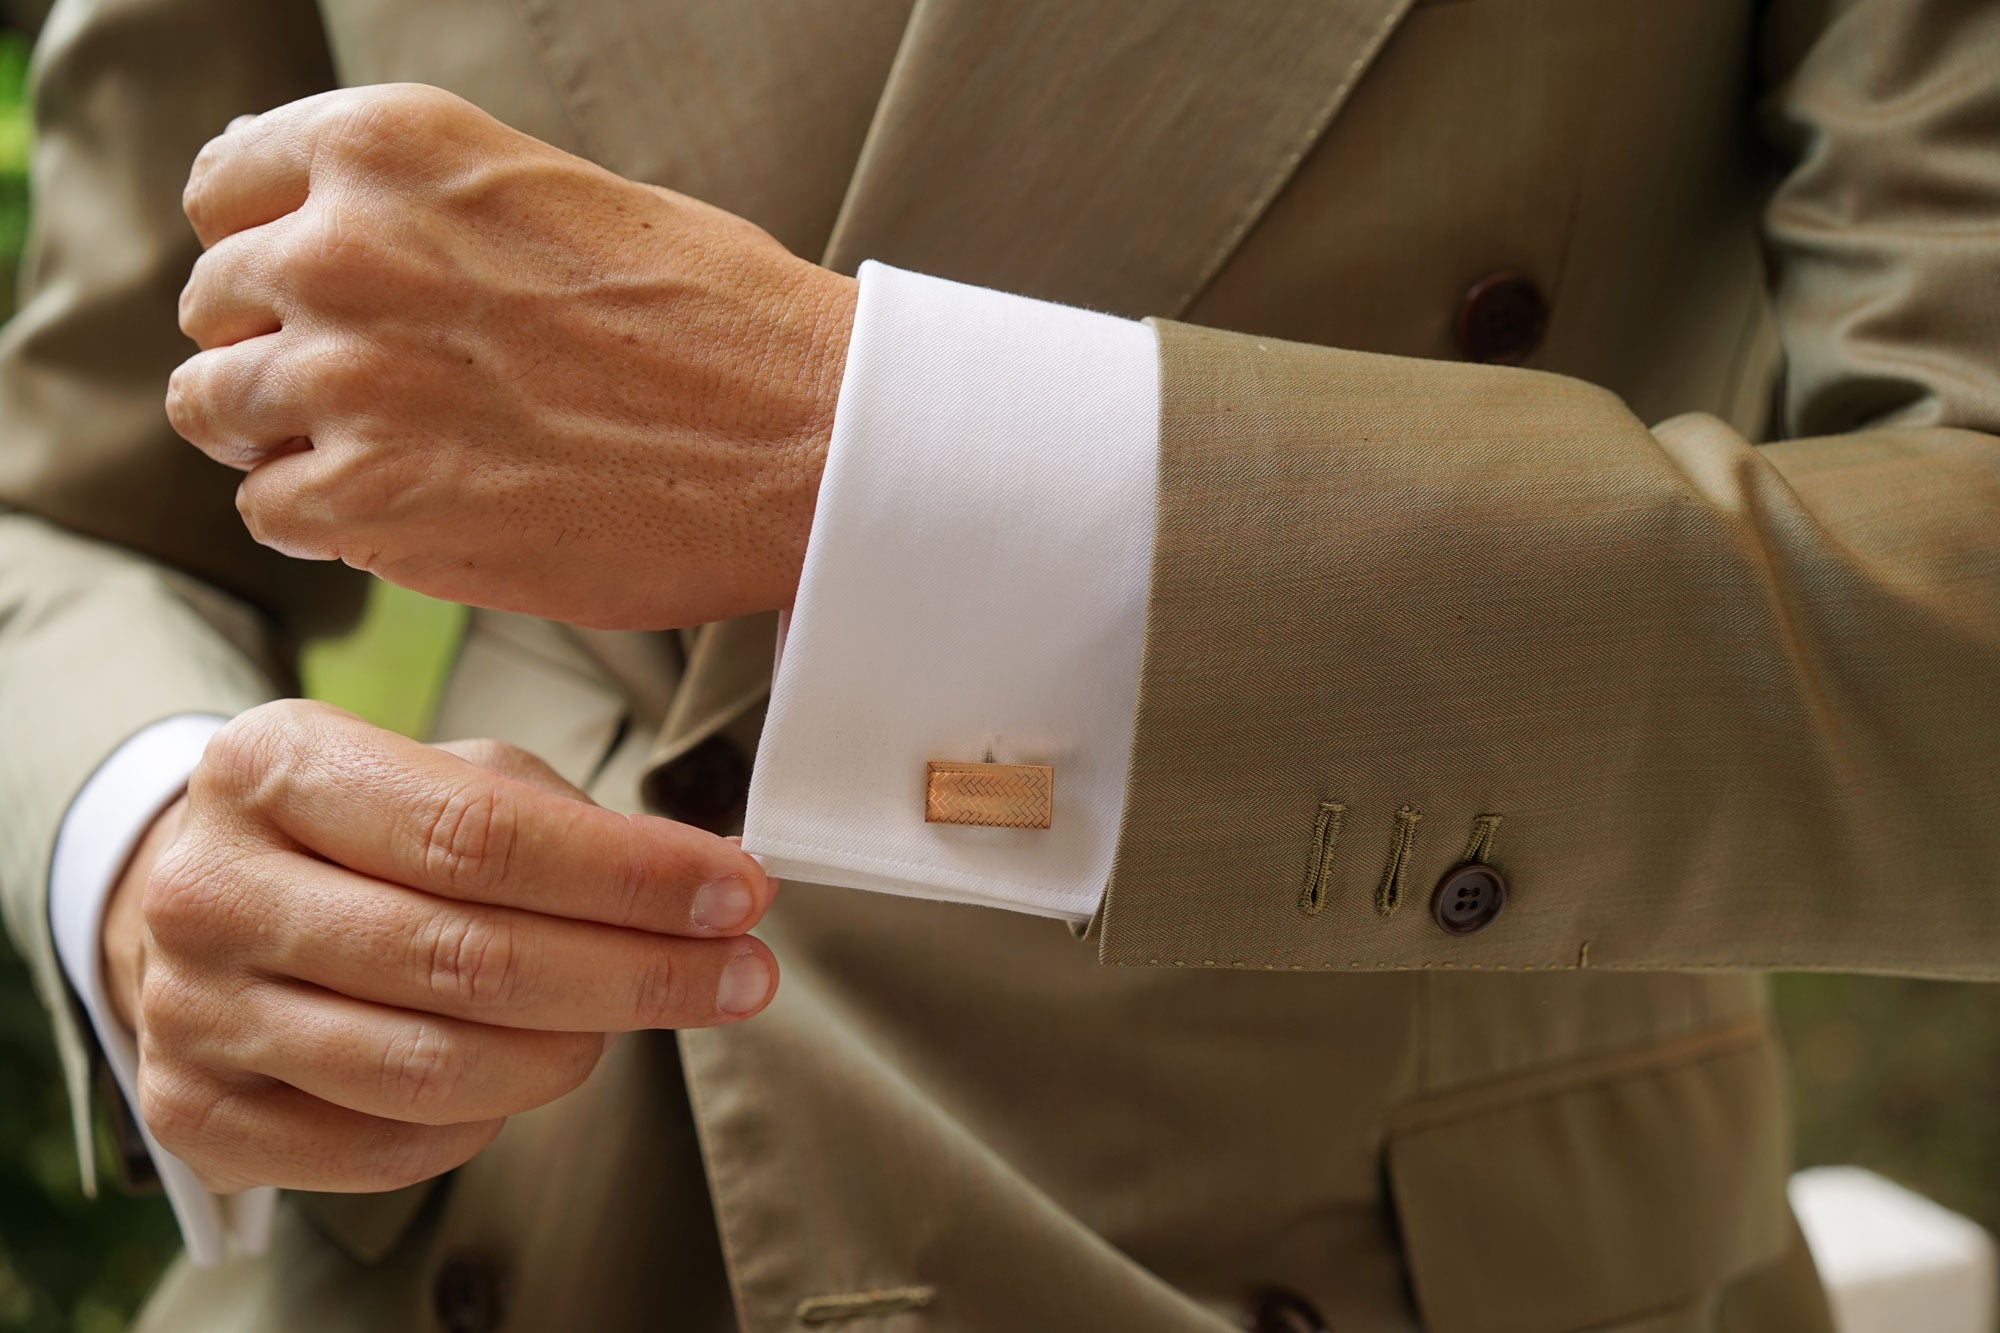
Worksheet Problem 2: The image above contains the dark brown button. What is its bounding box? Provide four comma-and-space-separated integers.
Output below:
1432, 862, 1508, 936
1455, 271, 1548, 364
643, 734, 751, 832
433, 1253, 504, 1333
1244, 1288, 1329, 1333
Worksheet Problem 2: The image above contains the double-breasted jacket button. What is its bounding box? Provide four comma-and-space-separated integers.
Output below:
643, 733, 752, 832
1455, 271, 1548, 364
432, 1253, 505, 1333
1244, 1287, 1330, 1333
1432, 862, 1508, 936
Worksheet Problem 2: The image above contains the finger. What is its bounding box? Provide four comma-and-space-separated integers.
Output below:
242, 852, 779, 1031
183, 96, 332, 247
221, 982, 602, 1125
140, 1064, 501, 1195
180, 226, 286, 350
434, 739, 589, 803
233, 443, 347, 560
425, 742, 767, 929
223, 703, 771, 936
167, 335, 311, 469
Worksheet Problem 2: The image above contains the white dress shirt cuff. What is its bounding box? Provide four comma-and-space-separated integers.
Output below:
743, 262, 1160, 922
49, 712, 277, 1267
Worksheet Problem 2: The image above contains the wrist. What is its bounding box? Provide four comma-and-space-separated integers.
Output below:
797, 266, 858, 460
766, 263, 857, 610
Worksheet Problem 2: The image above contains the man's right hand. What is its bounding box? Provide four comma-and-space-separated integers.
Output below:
98, 699, 777, 1195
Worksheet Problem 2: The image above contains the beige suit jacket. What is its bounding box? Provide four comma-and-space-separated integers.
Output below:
3, 0, 1995, 1328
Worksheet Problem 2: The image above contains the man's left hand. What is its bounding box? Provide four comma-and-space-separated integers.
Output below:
170, 84, 856, 630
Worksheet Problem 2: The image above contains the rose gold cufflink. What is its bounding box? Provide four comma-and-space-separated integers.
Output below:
924, 761, 1054, 829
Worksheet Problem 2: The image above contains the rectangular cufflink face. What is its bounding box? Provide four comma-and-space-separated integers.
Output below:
924, 761, 1054, 829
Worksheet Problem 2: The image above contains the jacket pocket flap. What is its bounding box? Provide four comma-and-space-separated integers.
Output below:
1387, 1023, 1793, 1333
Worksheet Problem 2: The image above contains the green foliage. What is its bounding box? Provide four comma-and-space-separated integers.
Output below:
0, 952, 180, 1333
299, 580, 467, 737
1781, 974, 2000, 1236
0, 28, 180, 1333
0, 28, 29, 315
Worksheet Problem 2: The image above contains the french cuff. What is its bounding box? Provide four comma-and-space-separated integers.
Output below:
742, 262, 1160, 923
49, 713, 277, 1267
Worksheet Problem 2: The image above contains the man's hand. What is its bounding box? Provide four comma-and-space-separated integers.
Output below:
167, 84, 857, 630
100, 699, 776, 1194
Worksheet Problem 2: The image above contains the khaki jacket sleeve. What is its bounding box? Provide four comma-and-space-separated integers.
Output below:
1097, 0, 2000, 979
0, 0, 355, 1187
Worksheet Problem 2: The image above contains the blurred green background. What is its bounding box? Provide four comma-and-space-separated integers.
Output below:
0, 11, 1994, 1331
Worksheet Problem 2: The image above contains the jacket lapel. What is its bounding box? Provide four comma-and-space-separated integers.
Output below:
626, 0, 1419, 772
821, 0, 1419, 317
512, 0, 915, 256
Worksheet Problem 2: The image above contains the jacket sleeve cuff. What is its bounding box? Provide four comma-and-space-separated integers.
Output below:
49, 713, 277, 1267
742, 261, 1160, 923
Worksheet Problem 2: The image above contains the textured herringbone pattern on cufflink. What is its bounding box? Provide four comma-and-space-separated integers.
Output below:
925, 762, 1054, 829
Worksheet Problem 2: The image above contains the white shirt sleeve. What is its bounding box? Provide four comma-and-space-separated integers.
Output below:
43, 263, 1155, 1267
742, 262, 1160, 922
49, 713, 277, 1267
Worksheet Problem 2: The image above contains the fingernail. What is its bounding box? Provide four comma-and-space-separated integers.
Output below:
716, 952, 772, 1015
690, 878, 754, 932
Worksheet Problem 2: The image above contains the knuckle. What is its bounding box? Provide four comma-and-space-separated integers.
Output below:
627, 945, 684, 1027
163, 363, 210, 441
237, 472, 337, 561
313, 435, 386, 496
420, 782, 516, 896
182, 149, 220, 231
363, 1138, 437, 1193
198, 704, 304, 813
284, 200, 381, 292
308, 204, 378, 273
137, 1063, 221, 1155
416, 908, 523, 1010
330, 536, 389, 576
135, 969, 184, 1044
301, 349, 391, 433
440, 737, 511, 771
143, 843, 272, 976
323, 94, 409, 162
175, 274, 200, 338
178, 244, 234, 329
367, 1121, 491, 1193
326, 532, 388, 572
234, 475, 285, 548
198, 706, 274, 788
392, 82, 460, 113
334, 84, 454, 150
311, 340, 376, 399
379, 1022, 463, 1119
141, 845, 224, 947
235, 475, 290, 550
608, 841, 656, 933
